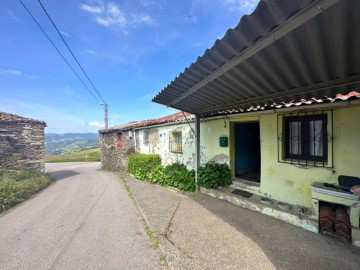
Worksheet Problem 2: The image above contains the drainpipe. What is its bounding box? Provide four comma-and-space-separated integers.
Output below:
195, 114, 201, 191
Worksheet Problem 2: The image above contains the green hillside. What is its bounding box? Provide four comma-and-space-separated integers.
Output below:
45, 133, 99, 154
45, 147, 100, 163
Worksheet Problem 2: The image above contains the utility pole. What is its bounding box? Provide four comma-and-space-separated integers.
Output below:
104, 103, 108, 129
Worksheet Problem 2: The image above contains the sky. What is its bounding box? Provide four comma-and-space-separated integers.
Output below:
0, 0, 258, 133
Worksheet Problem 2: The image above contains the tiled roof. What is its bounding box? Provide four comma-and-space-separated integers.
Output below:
211, 91, 360, 116
102, 91, 360, 132
0, 112, 46, 125
100, 111, 194, 133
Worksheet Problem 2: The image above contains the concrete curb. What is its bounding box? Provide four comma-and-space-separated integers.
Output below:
121, 174, 200, 269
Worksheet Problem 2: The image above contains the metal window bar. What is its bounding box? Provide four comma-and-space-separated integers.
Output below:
277, 109, 333, 168
169, 132, 182, 153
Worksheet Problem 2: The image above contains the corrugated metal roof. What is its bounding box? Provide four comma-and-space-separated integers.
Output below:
99, 111, 194, 133
0, 111, 46, 125
152, 0, 360, 117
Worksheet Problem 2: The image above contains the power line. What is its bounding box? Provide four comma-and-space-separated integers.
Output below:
36, 0, 106, 104
18, 0, 101, 104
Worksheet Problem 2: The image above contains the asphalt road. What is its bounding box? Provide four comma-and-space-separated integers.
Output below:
0, 162, 162, 270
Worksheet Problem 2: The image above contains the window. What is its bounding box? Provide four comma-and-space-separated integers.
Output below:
144, 129, 149, 144
169, 132, 182, 153
285, 114, 327, 162
115, 132, 123, 148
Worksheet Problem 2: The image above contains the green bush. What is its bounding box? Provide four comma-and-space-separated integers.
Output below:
147, 165, 165, 184
198, 162, 232, 189
0, 170, 54, 212
162, 163, 196, 192
128, 154, 161, 180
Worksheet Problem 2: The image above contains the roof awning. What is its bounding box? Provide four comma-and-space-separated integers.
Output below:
152, 0, 360, 116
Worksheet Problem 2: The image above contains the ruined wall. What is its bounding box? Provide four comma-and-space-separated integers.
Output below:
99, 130, 135, 171
0, 122, 45, 171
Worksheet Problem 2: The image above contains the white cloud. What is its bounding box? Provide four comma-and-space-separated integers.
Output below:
82, 121, 104, 128
131, 14, 154, 25
79, 3, 104, 14
0, 69, 36, 79
86, 49, 98, 55
60, 30, 70, 37
223, 0, 259, 13
80, 1, 154, 31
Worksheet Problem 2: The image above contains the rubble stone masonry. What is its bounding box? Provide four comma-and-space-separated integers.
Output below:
99, 130, 135, 171
0, 122, 46, 171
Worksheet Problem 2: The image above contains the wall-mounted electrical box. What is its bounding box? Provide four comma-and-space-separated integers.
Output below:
219, 137, 228, 147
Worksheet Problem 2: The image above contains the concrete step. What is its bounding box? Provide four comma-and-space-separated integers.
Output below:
200, 185, 319, 233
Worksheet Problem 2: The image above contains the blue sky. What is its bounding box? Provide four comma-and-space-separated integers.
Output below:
0, 0, 258, 133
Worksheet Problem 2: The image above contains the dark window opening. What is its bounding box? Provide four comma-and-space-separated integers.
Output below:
285, 115, 327, 162
169, 132, 182, 153
144, 129, 149, 144
277, 110, 334, 168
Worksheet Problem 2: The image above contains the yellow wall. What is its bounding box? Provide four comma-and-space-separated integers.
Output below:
198, 105, 360, 208
200, 119, 230, 164
258, 105, 360, 207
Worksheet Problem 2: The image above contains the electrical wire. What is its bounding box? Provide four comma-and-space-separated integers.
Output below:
182, 111, 196, 137
18, 0, 101, 104
36, 0, 106, 104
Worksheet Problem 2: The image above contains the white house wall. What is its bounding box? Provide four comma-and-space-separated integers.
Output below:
136, 123, 200, 169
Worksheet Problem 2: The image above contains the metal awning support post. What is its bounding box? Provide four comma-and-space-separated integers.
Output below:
195, 114, 201, 191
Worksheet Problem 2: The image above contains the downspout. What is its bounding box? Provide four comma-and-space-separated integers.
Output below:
195, 114, 201, 191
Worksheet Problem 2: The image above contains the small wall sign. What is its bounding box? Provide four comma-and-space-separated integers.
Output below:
219, 136, 228, 147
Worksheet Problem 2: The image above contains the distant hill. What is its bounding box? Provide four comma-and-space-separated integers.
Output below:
45, 133, 99, 154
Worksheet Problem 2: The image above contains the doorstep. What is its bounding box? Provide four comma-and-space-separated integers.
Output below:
200, 185, 319, 233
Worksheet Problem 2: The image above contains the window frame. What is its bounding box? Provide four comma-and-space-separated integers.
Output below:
143, 129, 149, 144
115, 132, 123, 148
285, 114, 328, 162
169, 131, 182, 154
277, 110, 334, 168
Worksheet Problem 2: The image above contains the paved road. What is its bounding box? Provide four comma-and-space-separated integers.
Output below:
0, 162, 162, 270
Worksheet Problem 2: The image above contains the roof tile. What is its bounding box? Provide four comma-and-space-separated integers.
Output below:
0, 112, 46, 125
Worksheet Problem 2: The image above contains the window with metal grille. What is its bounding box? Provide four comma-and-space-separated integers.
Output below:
285, 115, 327, 161
115, 132, 122, 148
277, 110, 334, 167
169, 132, 182, 153
144, 129, 149, 144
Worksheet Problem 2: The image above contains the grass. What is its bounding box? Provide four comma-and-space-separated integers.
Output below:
0, 170, 54, 212
45, 146, 100, 163
119, 172, 169, 268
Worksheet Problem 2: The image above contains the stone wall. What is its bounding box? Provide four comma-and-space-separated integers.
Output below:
0, 122, 46, 171
99, 130, 135, 171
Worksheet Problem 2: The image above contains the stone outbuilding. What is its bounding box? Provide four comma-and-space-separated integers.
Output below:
0, 112, 46, 171
99, 112, 192, 171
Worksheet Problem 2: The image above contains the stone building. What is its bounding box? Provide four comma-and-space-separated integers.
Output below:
99, 112, 191, 171
0, 112, 46, 171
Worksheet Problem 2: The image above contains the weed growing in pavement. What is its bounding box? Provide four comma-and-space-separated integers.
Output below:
119, 172, 160, 249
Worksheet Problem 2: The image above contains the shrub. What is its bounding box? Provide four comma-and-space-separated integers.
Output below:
0, 170, 54, 212
128, 154, 161, 180
162, 163, 196, 192
147, 165, 165, 185
198, 162, 232, 189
